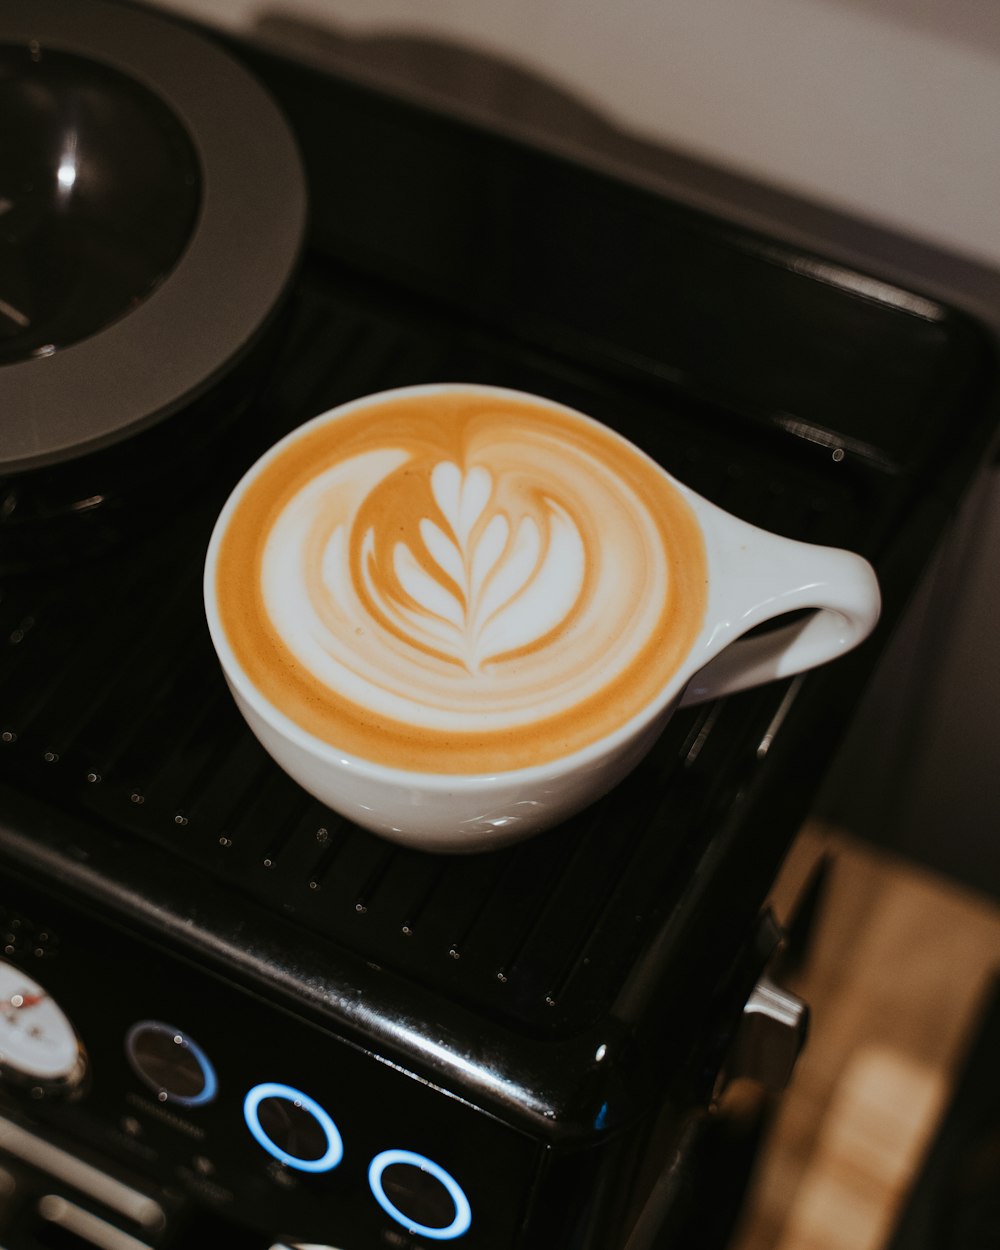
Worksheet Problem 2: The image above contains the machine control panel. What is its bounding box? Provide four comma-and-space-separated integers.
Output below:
0, 882, 540, 1248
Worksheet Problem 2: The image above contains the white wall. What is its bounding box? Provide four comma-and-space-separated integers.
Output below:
155, 0, 1000, 269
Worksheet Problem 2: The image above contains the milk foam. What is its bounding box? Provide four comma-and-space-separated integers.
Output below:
263, 449, 670, 734
217, 390, 708, 772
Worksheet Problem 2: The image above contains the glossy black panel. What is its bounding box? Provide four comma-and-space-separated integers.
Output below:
0, 874, 539, 1248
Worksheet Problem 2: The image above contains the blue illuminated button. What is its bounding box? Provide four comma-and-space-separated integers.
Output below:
125, 1021, 218, 1107
243, 1083, 343, 1173
369, 1149, 472, 1240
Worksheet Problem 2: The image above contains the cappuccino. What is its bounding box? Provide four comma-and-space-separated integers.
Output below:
213, 387, 708, 774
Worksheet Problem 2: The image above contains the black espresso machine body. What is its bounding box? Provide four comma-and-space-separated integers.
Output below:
1, 3, 999, 1247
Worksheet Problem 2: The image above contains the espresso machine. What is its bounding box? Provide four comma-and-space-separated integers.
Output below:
0, 2, 998, 1247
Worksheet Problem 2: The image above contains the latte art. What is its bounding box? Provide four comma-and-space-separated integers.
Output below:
215, 389, 708, 773
361, 460, 585, 674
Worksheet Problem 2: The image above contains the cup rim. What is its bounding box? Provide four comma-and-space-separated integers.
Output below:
203, 381, 722, 788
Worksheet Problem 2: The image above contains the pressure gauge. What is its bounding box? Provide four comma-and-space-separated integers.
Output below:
0, 960, 87, 1094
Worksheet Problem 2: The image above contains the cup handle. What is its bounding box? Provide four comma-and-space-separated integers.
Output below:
679, 512, 881, 708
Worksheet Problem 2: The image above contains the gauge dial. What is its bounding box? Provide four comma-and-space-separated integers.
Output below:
0, 959, 86, 1092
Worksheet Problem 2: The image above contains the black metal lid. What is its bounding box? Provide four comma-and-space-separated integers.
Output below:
0, 0, 306, 472
0, 43, 201, 365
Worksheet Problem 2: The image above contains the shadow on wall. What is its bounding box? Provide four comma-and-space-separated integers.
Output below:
254, 9, 630, 152
823, 0, 1000, 59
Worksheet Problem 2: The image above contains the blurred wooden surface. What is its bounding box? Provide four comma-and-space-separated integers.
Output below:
730, 822, 1000, 1250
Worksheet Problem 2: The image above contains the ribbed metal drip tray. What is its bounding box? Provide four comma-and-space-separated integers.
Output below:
0, 265, 873, 1036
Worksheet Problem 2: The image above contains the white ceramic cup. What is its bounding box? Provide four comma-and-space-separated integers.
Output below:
204, 383, 880, 853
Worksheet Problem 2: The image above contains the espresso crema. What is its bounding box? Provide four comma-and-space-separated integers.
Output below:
214, 389, 708, 773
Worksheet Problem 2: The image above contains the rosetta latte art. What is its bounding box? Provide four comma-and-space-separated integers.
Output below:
217, 390, 708, 772
362, 460, 585, 673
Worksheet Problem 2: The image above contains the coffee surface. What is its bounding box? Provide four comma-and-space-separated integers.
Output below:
215, 389, 707, 773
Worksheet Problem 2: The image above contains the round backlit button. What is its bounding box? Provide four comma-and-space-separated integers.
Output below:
369, 1149, 472, 1240
125, 1021, 217, 1107
243, 1083, 343, 1173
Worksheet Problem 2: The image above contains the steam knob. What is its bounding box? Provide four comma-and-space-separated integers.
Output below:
726, 974, 809, 1093
243, 1083, 343, 1174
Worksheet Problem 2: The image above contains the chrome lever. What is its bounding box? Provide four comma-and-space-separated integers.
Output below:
725, 973, 809, 1095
